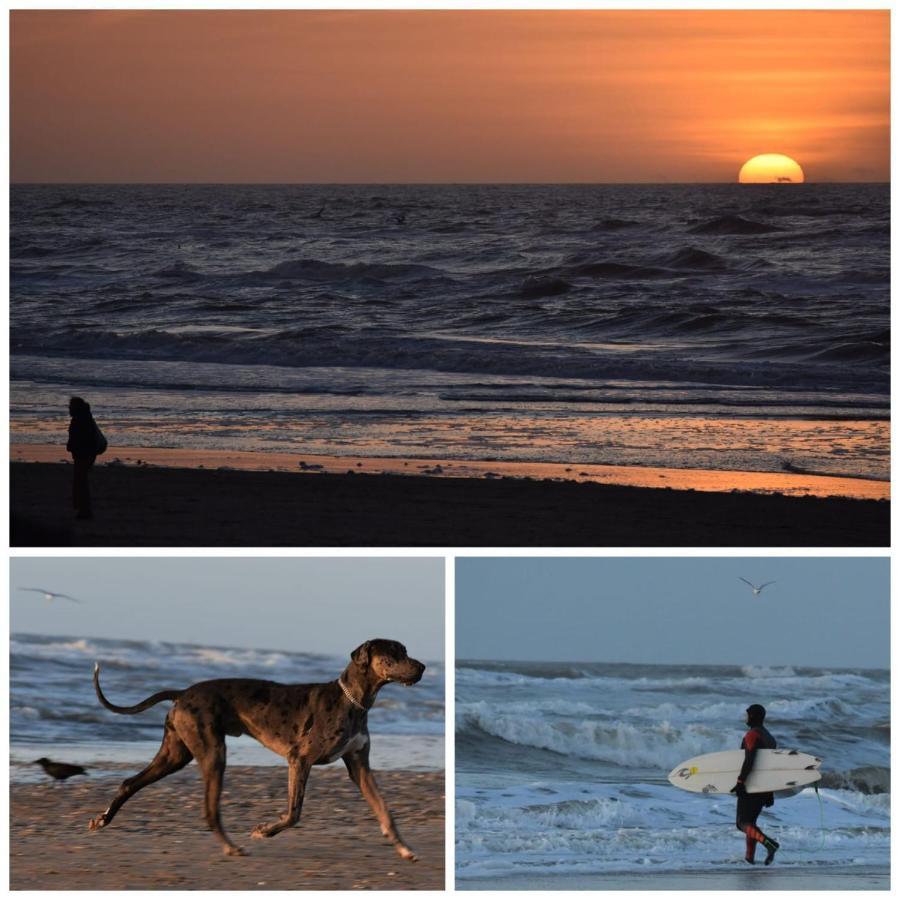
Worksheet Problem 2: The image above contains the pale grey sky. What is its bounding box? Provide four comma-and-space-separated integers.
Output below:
11, 557, 444, 660
456, 557, 889, 668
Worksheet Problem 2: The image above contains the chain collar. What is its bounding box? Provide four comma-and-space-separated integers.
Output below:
338, 676, 368, 711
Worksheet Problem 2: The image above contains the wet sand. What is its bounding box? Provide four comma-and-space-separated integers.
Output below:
457, 868, 889, 891
11, 459, 888, 547
11, 766, 444, 890
11, 442, 890, 500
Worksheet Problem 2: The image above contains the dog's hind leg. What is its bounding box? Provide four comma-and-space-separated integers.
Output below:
251, 747, 312, 839
186, 737, 246, 857
343, 746, 418, 862
88, 720, 192, 832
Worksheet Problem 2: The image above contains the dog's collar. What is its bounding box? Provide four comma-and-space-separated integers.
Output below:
338, 676, 368, 711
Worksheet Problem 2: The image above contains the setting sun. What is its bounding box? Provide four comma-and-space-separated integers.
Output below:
739, 154, 805, 184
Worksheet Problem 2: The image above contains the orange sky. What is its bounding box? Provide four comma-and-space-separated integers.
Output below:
10, 10, 890, 183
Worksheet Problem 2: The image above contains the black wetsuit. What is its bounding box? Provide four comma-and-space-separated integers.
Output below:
735, 724, 778, 863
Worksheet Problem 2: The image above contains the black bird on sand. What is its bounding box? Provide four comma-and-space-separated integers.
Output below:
35, 757, 88, 781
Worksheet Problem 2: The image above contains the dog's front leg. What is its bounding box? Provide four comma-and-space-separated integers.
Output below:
343, 746, 418, 862
251, 748, 311, 839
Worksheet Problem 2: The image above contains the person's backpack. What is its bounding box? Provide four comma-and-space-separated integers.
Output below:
93, 423, 108, 455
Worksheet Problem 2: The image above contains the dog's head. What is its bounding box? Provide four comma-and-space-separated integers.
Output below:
351, 639, 425, 686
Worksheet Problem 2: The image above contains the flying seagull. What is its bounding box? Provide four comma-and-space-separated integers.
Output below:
18, 587, 82, 604
739, 578, 775, 596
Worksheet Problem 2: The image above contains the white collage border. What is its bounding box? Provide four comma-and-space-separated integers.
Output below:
3, 0, 896, 897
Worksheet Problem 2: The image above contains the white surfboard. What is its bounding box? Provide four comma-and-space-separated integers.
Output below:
668, 749, 822, 795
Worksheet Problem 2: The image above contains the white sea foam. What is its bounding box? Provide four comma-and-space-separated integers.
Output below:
624, 695, 852, 723
456, 782, 889, 878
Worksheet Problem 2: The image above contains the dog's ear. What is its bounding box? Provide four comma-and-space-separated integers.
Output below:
351, 641, 372, 668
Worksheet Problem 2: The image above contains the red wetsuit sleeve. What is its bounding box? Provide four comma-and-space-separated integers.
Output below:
738, 729, 760, 783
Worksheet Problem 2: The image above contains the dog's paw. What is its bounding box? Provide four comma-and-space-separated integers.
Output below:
251, 824, 273, 840
224, 844, 247, 857
397, 845, 419, 862
88, 815, 106, 832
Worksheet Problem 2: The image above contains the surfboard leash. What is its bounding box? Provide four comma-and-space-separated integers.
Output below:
814, 784, 826, 851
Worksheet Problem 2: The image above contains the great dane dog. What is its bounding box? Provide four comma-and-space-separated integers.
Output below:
88, 639, 425, 858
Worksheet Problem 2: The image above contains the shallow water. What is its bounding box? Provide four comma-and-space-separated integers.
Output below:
10, 183, 889, 479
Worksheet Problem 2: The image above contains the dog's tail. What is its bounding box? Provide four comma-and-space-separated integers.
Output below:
93, 662, 183, 715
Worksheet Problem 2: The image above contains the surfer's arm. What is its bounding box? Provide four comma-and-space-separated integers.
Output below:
736, 730, 760, 786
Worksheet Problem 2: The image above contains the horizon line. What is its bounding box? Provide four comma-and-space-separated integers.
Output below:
10, 628, 446, 663
456, 657, 888, 672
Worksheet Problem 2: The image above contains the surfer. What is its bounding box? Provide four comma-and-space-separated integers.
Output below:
731, 704, 780, 865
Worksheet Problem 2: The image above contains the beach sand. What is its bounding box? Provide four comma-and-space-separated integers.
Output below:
10, 766, 444, 890
11, 457, 889, 547
457, 868, 889, 891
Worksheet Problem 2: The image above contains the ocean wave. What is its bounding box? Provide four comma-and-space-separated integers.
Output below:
153, 261, 203, 279
456, 665, 609, 686
631, 675, 717, 692
12, 316, 888, 395
11, 703, 123, 726
815, 786, 891, 816
820, 766, 890, 796
750, 202, 873, 219
566, 260, 667, 280
591, 217, 641, 231
689, 214, 781, 235
47, 196, 114, 210
11, 637, 102, 660
189, 646, 291, 668
458, 704, 720, 767
806, 341, 889, 364
663, 247, 728, 270
741, 665, 797, 678
458, 794, 642, 833
622, 695, 851, 723
520, 275, 572, 298
456, 698, 602, 721
260, 257, 443, 283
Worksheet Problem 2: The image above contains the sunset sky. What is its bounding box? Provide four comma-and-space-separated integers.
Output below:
10, 9, 889, 183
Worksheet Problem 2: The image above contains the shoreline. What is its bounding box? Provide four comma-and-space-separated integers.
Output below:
11, 734, 445, 779
11, 442, 889, 501
11, 459, 889, 546
11, 765, 445, 890
456, 867, 890, 891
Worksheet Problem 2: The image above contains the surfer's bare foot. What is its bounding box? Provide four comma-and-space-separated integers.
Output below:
744, 856, 755, 865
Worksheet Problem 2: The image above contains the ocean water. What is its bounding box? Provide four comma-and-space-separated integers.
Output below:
456, 660, 889, 880
10, 633, 444, 780
10, 183, 889, 481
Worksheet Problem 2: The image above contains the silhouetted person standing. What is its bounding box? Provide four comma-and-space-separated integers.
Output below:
67, 397, 105, 520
